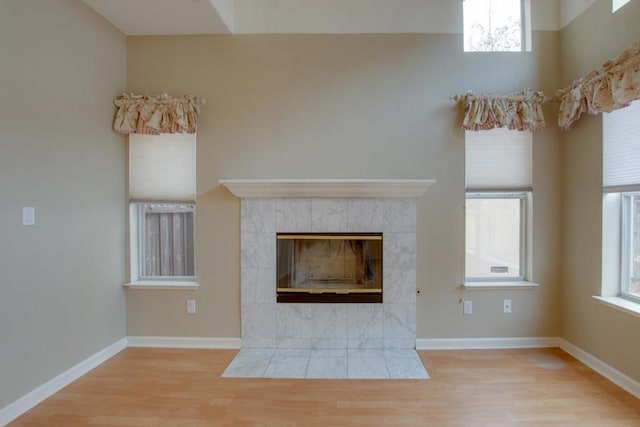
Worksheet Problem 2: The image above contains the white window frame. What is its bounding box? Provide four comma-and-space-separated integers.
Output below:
599, 193, 640, 315
464, 127, 536, 290
131, 203, 196, 282
620, 193, 640, 303
465, 191, 530, 283
463, 0, 532, 53
598, 100, 640, 315
128, 203, 198, 288
125, 133, 199, 289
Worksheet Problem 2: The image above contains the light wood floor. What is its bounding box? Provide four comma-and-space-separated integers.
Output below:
10, 347, 640, 426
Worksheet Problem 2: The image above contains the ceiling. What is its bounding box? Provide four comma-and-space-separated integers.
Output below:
80, 0, 235, 35
80, 0, 597, 36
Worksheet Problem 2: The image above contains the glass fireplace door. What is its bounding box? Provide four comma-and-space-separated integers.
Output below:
276, 233, 382, 303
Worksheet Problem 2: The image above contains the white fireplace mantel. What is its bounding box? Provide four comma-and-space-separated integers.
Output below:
219, 179, 436, 199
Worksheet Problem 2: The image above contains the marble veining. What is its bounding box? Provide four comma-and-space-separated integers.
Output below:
241, 199, 276, 233
311, 198, 348, 232
384, 268, 416, 304
276, 198, 312, 232
347, 199, 385, 231
222, 348, 429, 379
240, 196, 418, 351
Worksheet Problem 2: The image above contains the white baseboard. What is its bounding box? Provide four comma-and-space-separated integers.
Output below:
416, 337, 559, 350
415, 336, 640, 400
127, 336, 242, 349
0, 337, 127, 426
3, 336, 637, 426
558, 338, 640, 400
0, 336, 239, 425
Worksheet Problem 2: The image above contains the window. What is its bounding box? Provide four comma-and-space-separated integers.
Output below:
463, 0, 531, 52
603, 100, 640, 303
134, 203, 195, 279
613, 0, 631, 13
465, 128, 532, 282
128, 134, 196, 285
466, 192, 525, 279
621, 194, 640, 301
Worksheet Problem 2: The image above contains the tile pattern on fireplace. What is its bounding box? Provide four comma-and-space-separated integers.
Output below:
240, 197, 418, 349
222, 348, 429, 379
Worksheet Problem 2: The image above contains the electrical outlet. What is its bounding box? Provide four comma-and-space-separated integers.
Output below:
503, 299, 512, 314
187, 299, 196, 314
463, 300, 473, 315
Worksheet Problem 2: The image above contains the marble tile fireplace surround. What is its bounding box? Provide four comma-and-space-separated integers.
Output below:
221, 179, 435, 350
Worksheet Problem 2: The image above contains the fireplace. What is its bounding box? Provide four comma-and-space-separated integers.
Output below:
277, 233, 383, 303
220, 179, 435, 349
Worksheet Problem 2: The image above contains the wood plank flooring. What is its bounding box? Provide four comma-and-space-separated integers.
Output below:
9, 347, 640, 426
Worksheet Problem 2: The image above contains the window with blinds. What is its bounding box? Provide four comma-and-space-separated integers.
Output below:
603, 100, 640, 193
603, 100, 640, 302
128, 134, 196, 283
465, 128, 532, 281
465, 128, 532, 192
129, 134, 196, 202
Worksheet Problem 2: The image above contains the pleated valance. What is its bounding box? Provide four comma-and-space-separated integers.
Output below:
452, 89, 546, 132
113, 93, 205, 135
555, 40, 640, 130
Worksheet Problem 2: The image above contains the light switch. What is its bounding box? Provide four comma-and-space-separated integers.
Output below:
22, 207, 35, 226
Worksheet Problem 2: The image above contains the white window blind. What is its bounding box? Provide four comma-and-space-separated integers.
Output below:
465, 128, 532, 191
129, 133, 196, 202
603, 100, 640, 192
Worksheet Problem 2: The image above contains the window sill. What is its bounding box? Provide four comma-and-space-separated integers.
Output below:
124, 282, 200, 290
592, 296, 640, 318
463, 281, 539, 290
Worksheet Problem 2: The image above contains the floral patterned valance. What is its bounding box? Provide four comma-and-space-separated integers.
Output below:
452, 89, 546, 132
113, 93, 205, 135
555, 40, 640, 130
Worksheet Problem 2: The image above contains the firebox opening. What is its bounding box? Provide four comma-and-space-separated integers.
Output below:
276, 233, 382, 303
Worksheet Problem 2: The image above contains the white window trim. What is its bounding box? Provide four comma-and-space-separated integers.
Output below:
620, 193, 640, 303
600, 97, 640, 312
126, 203, 199, 290
599, 192, 640, 310
463, 281, 539, 290
127, 133, 198, 289
593, 296, 640, 318
124, 282, 200, 290
522, 0, 532, 52
465, 191, 534, 287
463, 0, 532, 53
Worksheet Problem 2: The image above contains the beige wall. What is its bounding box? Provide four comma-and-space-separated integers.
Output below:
561, 0, 640, 382
3, 0, 639, 413
0, 0, 127, 407
126, 32, 563, 341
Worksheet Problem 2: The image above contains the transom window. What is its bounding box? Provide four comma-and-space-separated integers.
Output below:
463, 0, 531, 52
613, 0, 631, 13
